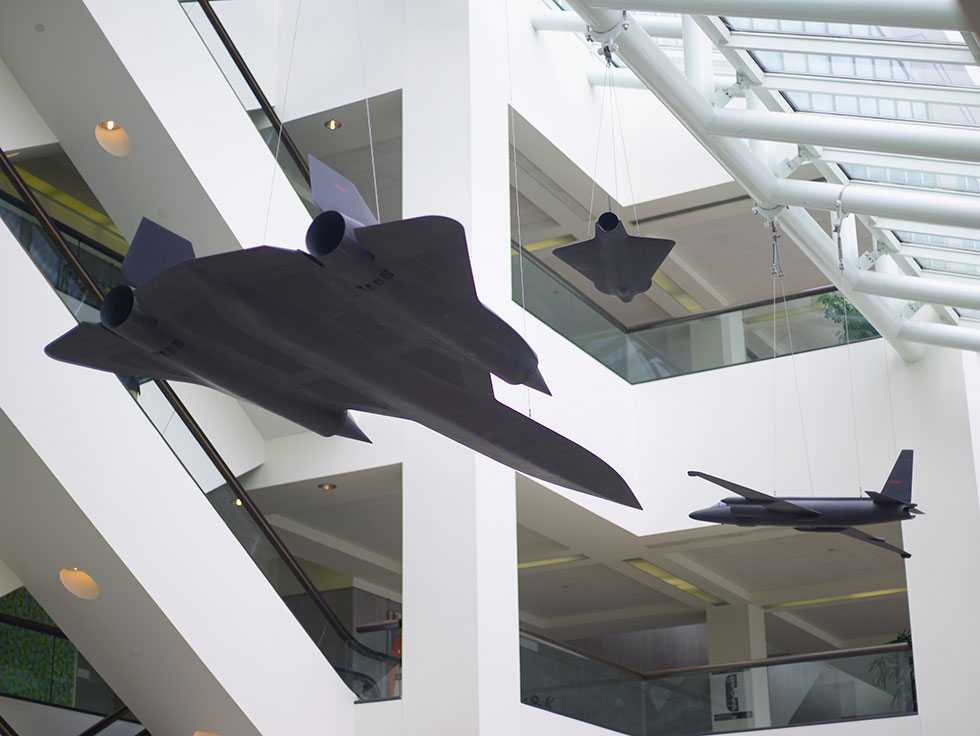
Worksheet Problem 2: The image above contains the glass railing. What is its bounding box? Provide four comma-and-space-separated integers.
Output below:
0, 159, 399, 700
0, 588, 126, 719
512, 249, 879, 384
520, 632, 916, 735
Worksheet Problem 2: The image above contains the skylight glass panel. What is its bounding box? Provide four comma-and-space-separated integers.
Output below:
752, 50, 978, 88
894, 230, 980, 253
956, 307, 980, 320
915, 257, 980, 278
840, 163, 980, 194
722, 18, 966, 45
783, 90, 980, 126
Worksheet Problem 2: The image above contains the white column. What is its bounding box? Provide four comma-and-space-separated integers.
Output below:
400, 2, 521, 735
890, 346, 980, 735
0, 559, 20, 599
707, 604, 771, 731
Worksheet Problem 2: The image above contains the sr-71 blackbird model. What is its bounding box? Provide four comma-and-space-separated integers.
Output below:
553, 211, 674, 303
687, 450, 921, 558
45, 156, 639, 509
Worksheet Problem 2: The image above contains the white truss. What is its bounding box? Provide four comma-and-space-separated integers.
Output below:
538, 2, 980, 358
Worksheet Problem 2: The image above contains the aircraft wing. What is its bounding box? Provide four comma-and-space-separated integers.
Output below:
138, 246, 493, 400
838, 527, 911, 559
686, 471, 818, 515
354, 216, 478, 301
45, 322, 199, 384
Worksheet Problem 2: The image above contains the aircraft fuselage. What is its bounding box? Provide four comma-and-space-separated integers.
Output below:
689, 498, 914, 528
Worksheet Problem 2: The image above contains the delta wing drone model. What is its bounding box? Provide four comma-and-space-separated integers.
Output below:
553, 212, 674, 303
46, 156, 640, 509
688, 450, 921, 558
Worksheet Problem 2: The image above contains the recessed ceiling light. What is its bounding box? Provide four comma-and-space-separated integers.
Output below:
7, 151, 19, 159
625, 558, 726, 606
517, 555, 586, 570
318, 482, 337, 492
95, 120, 130, 157
765, 587, 907, 610
59, 568, 101, 600
324, 119, 342, 131
233, 498, 243, 507
193, 731, 220, 736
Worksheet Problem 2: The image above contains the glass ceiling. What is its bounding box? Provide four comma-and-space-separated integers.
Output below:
718, 15, 980, 288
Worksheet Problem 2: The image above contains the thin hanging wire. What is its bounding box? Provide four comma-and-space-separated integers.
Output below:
586, 62, 611, 233
881, 325, 901, 456
612, 72, 643, 235
504, 0, 532, 419
263, 0, 304, 244
837, 214, 864, 493
769, 221, 815, 495
777, 266, 816, 495
353, 0, 382, 222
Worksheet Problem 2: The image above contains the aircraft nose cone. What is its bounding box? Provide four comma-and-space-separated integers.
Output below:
689, 510, 708, 522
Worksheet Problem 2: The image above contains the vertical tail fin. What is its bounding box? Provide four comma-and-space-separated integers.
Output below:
881, 450, 913, 503
308, 154, 378, 227
122, 219, 195, 287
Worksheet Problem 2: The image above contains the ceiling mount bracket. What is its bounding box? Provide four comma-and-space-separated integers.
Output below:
586, 11, 629, 62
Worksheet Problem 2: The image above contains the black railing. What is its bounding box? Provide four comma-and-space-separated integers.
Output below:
0, 148, 398, 699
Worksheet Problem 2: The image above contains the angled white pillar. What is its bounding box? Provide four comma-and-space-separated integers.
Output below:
707, 605, 771, 731
400, 2, 521, 735
0, 559, 20, 599
0, 222, 354, 736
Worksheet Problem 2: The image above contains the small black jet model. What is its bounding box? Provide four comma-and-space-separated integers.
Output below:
553, 211, 674, 303
45, 156, 639, 509
687, 450, 921, 558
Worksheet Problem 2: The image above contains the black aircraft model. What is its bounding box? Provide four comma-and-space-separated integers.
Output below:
553, 211, 674, 303
45, 156, 640, 509
687, 450, 921, 558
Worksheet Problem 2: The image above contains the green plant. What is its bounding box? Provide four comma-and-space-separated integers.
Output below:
868, 630, 915, 711
816, 293, 879, 343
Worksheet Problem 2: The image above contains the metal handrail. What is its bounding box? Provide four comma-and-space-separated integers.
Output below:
641, 641, 912, 680
194, 0, 310, 185
522, 627, 912, 682
76, 706, 131, 736
0, 714, 22, 736
0, 148, 397, 674
0, 612, 68, 639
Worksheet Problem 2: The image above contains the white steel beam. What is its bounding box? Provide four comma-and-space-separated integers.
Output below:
562, 1, 925, 360
899, 320, 980, 350
709, 107, 980, 163
853, 269, 980, 310
530, 9, 682, 37
727, 32, 979, 66
587, 0, 971, 31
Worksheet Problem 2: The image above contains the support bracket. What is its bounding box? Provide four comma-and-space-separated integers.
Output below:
586, 10, 629, 61
773, 144, 823, 178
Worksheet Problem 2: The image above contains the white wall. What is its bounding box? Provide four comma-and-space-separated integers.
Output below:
0, 216, 354, 736
0, 558, 21, 598
0, 57, 55, 152
0, 696, 142, 736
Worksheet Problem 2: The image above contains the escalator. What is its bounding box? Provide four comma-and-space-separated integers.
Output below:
0, 145, 400, 702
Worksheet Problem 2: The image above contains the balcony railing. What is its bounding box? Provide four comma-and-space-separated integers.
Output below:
520, 631, 915, 735
512, 248, 878, 384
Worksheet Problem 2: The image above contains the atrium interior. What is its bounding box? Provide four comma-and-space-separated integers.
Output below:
1, 1, 979, 736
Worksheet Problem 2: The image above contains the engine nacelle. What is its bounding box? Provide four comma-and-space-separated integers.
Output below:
101, 285, 178, 354
306, 210, 364, 258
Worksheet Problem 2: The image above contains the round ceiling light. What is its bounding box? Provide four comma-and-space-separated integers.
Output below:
193, 732, 220, 736
324, 118, 342, 131
59, 567, 101, 600
95, 120, 130, 157
318, 482, 337, 493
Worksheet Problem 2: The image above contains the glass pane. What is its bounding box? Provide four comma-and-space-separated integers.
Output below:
0, 588, 124, 716
521, 634, 644, 735
914, 257, 980, 278
514, 248, 878, 385
753, 49, 978, 87
785, 89, 980, 126
840, 162, 980, 194
724, 18, 966, 44
894, 230, 980, 252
